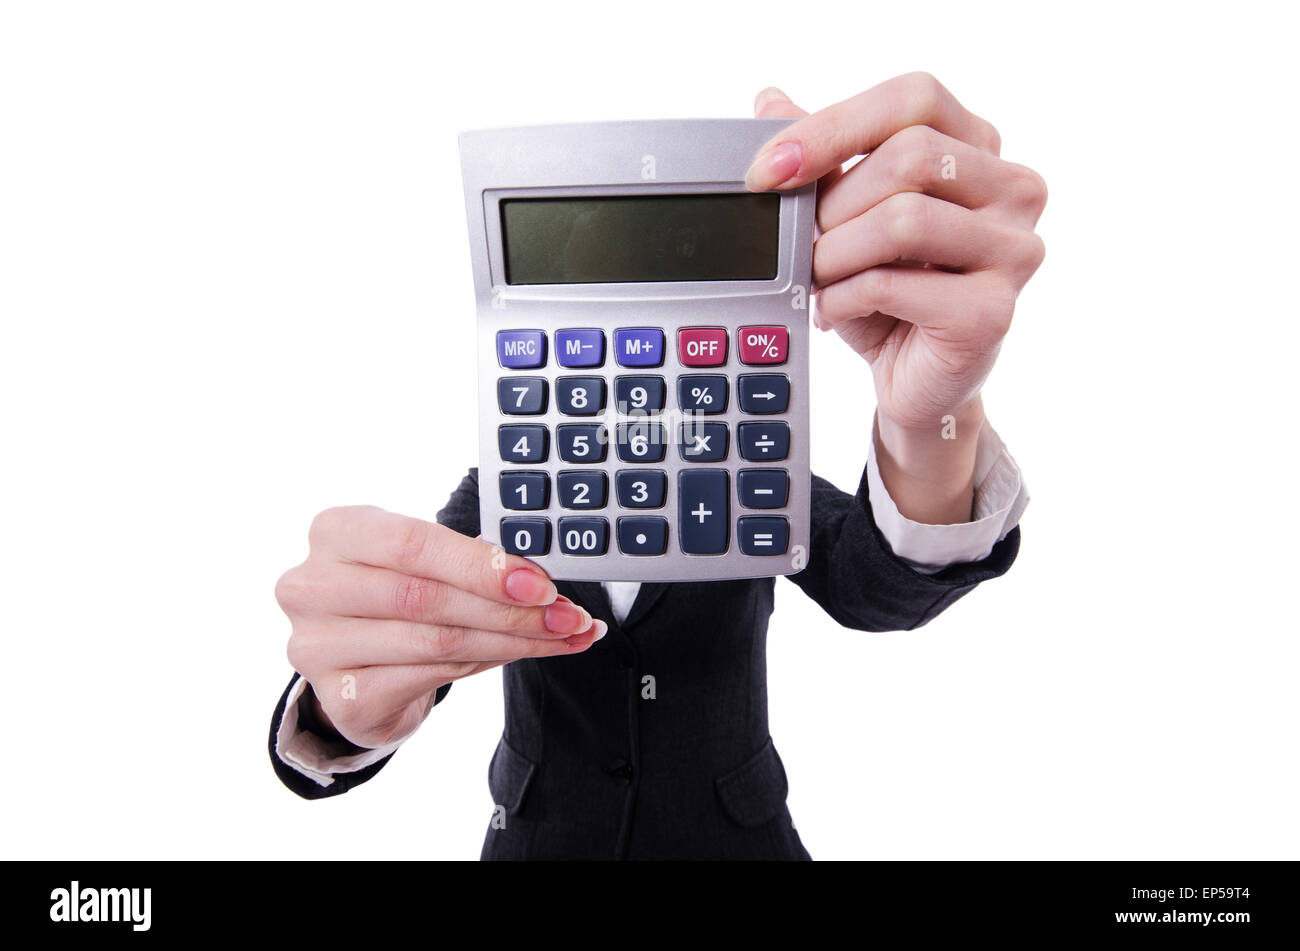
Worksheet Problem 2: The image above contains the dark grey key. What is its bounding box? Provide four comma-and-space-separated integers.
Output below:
678, 469, 728, 554
738, 516, 789, 556
557, 517, 609, 556
677, 375, 728, 414
556, 424, 607, 463
738, 374, 790, 414
498, 425, 548, 464
614, 376, 666, 414
500, 517, 550, 556
615, 469, 666, 508
556, 376, 606, 416
737, 468, 789, 508
678, 421, 728, 462
497, 376, 547, 415
557, 470, 607, 509
499, 471, 549, 510
737, 421, 790, 461
616, 421, 666, 463
617, 517, 669, 555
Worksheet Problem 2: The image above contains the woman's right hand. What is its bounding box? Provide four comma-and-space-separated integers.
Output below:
275, 506, 605, 748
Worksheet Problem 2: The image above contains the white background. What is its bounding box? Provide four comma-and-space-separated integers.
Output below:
2, 0, 1296, 860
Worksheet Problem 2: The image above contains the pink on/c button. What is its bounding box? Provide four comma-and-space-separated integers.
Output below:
739, 326, 789, 365
678, 327, 728, 367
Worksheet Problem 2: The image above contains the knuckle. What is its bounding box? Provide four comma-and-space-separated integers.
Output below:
285, 630, 319, 674
1011, 164, 1049, 215
419, 623, 464, 660
274, 565, 310, 613
903, 71, 945, 117
976, 280, 1019, 339
393, 574, 440, 620
307, 506, 348, 549
892, 125, 943, 187
391, 518, 433, 573
882, 191, 930, 246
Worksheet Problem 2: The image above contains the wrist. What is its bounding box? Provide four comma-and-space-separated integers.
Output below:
875, 398, 985, 525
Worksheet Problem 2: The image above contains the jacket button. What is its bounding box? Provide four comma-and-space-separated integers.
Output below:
615, 645, 634, 669
605, 759, 634, 783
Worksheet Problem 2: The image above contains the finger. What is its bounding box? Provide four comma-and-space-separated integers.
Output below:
812, 192, 1045, 287
331, 621, 608, 717
311, 506, 557, 607
817, 126, 1048, 232
296, 616, 609, 669
300, 562, 596, 638
745, 72, 1001, 192
753, 87, 843, 193
816, 265, 1017, 341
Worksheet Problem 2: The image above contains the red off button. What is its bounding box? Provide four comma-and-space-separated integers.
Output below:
739, 325, 789, 365
678, 327, 728, 367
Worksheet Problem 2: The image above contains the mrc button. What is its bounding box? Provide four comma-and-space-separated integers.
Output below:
614, 328, 665, 367
497, 329, 546, 369
738, 326, 789, 365
678, 327, 727, 367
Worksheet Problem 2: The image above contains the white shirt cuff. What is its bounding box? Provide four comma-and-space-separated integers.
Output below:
274, 675, 405, 788
866, 416, 1029, 574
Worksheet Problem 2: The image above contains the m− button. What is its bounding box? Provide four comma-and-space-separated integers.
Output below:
555, 328, 605, 368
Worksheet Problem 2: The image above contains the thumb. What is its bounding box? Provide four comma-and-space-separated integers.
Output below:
753, 86, 808, 119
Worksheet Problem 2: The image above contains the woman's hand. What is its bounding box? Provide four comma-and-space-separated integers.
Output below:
275, 507, 605, 748
748, 74, 1046, 524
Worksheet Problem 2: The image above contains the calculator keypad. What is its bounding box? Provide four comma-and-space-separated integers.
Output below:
490, 325, 799, 569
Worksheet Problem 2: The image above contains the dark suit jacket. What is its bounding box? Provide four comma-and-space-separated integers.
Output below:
268, 465, 1019, 860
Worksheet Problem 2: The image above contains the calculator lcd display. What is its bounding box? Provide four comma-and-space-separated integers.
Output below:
500, 194, 779, 284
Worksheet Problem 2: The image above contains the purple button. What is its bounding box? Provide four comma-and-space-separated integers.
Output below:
555, 328, 605, 368
614, 327, 664, 368
496, 329, 546, 369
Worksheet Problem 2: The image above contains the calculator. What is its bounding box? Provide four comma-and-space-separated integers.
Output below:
459, 119, 815, 582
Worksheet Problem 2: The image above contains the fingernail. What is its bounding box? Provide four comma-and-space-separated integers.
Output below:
545, 601, 589, 634
592, 619, 608, 641
745, 141, 802, 191
754, 86, 789, 112
505, 568, 556, 605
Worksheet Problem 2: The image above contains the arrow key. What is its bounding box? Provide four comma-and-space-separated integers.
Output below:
738, 374, 790, 414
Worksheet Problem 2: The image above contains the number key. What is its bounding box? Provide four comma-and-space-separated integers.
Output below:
499, 471, 549, 510
497, 376, 547, 415
616, 469, 666, 508
500, 517, 550, 556
557, 470, 607, 509
498, 424, 548, 463
558, 517, 609, 556
556, 424, 607, 463
614, 376, 666, 413
556, 376, 606, 416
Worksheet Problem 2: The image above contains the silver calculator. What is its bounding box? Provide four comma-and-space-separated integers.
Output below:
459, 119, 815, 582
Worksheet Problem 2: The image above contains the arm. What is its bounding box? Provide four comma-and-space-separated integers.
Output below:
267, 469, 605, 798
749, 77, 1045, 622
